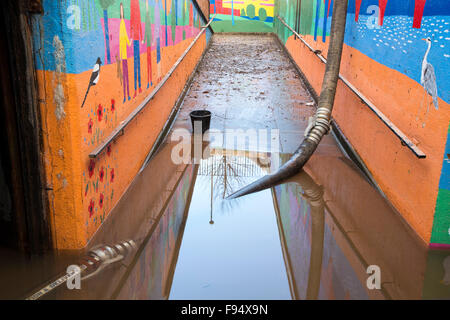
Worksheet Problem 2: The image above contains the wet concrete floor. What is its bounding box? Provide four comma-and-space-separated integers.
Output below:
1, 34, 449, 300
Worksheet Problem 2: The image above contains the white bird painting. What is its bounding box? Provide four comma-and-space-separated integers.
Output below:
421, 37, 439, 111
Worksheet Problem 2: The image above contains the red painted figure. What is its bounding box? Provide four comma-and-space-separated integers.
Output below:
378, 0, 388, 26
413, 0, 427, 29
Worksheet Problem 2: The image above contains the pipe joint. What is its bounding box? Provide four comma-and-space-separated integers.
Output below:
306, 118, 331, 144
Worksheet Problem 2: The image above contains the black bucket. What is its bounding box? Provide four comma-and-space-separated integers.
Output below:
189, 110, 211, 134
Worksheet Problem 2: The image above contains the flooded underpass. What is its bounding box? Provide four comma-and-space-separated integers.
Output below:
2, 34, 449, 300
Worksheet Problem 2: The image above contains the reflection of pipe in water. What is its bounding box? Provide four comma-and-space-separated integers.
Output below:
292, 172, 325, 300
163, 164, 200, 298
274, 170, 325, 300
227, 0, 349, 200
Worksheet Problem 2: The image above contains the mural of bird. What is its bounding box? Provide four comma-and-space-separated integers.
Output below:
421, 38, 439, 110
81, 57, 102, 108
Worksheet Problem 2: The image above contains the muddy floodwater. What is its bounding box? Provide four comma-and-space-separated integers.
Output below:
0, 34, 449, 300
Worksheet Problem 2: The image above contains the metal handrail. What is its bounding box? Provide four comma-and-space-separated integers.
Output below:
89, 14, 217, 158
276, 15, 426, 159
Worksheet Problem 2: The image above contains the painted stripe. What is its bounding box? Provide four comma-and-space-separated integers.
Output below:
378, 0, 388, 26
313, 0, 321, 41
355, 0, 362, 22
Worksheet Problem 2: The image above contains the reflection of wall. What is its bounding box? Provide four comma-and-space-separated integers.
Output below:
32, 0, 211, 249
116, 165, 196, 299
305, 154, 428, 299
274, 149, 430, 299
273, 153, 369, 299
274, 181, 369, 300
274, 0, 450, 245
210, 0, 274, 32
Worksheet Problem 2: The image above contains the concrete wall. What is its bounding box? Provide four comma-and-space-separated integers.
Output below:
274, 0, 450, 246
209, 0, 274, 32
32, 0, 211, 249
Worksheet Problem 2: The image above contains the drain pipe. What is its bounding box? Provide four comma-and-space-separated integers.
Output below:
227, 0, 348, 200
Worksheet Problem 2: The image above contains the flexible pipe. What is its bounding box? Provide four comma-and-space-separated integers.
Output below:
227, 0, 348, 200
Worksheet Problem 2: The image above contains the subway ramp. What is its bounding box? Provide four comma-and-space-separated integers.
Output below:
22, 34, 433, 300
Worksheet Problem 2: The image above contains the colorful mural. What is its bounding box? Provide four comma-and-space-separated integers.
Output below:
210, 0, 274, 32
276, 0, 449, 104
32, 0, 211, 249
28, 0, 450, 250
274, 0, 450, 244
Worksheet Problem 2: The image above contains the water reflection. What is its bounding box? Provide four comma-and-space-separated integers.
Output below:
274, 151, 450, 300
276, 170, 326, 300
169, 154, 291, 299
113, 165, 197, 299
102, 149, 450, 300
274, 168, 371, 299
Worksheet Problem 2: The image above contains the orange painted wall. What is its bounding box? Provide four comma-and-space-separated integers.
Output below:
35, 8, 209, 249
282, 33, 449, 244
